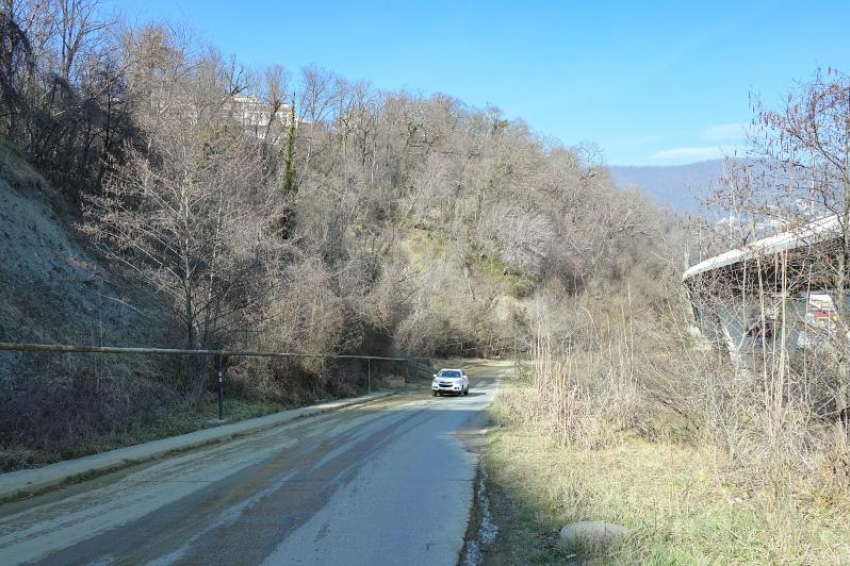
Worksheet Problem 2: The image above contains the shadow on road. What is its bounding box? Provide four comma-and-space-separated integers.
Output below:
433, 392, 488, 398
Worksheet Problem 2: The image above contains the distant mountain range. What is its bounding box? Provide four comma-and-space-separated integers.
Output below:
608, 159, 728, 213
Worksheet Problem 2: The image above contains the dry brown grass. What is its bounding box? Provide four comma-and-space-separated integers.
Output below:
483, 286, 850, 564
487, 378, 850, 564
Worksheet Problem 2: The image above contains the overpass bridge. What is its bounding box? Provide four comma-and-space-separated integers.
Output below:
683, 214, 848, 360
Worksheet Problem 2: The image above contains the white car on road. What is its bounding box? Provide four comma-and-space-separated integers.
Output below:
432, 368, 469, 397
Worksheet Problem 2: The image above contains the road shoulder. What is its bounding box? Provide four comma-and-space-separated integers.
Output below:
0, 391, 394, 503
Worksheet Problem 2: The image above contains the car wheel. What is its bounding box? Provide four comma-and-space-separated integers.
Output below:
432, 390, 438, 397
464, 388, 469, 396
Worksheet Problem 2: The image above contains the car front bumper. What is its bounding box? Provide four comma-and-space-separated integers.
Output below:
432, 383, 463, 393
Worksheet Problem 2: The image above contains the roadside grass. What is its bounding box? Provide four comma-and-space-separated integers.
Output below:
483, 381, 850, 565
0, 397, 288, 471
0, 361, 412, 473
0, 367, 415, 473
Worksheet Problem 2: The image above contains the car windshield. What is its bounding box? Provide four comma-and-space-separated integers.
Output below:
439, 370, 461, 378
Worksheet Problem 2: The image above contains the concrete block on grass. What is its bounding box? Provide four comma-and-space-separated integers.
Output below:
557, 521, 628, 552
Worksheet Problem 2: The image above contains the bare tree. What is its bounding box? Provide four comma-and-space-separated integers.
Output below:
260, 64, 290, 144
298, 65, 340, 170
84, 45, 282, 354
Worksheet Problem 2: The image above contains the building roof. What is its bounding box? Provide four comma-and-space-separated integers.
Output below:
683, 214, 843, 282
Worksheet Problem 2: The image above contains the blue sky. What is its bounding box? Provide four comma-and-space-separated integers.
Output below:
115, 0, 849, 166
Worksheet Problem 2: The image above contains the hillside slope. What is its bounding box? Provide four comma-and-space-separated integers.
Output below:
0, 146, 179, 469
0, 147, 144, 354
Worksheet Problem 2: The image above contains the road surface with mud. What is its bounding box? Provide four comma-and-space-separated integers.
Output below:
0, 362, 505, 565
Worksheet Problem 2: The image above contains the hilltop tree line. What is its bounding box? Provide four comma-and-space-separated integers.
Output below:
0, 0, 668, 368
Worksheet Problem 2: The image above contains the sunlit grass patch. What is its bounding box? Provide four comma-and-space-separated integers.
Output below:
0, 397, 290, 471
483, 381, 850, 565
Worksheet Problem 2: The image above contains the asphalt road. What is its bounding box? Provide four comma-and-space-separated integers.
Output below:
0, 362, 505, 566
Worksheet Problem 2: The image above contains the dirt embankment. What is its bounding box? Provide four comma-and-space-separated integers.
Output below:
0, 146, 172, 470
0, 147, 146, 353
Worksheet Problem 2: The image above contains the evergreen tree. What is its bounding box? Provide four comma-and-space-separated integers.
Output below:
279, 96, 297, 239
